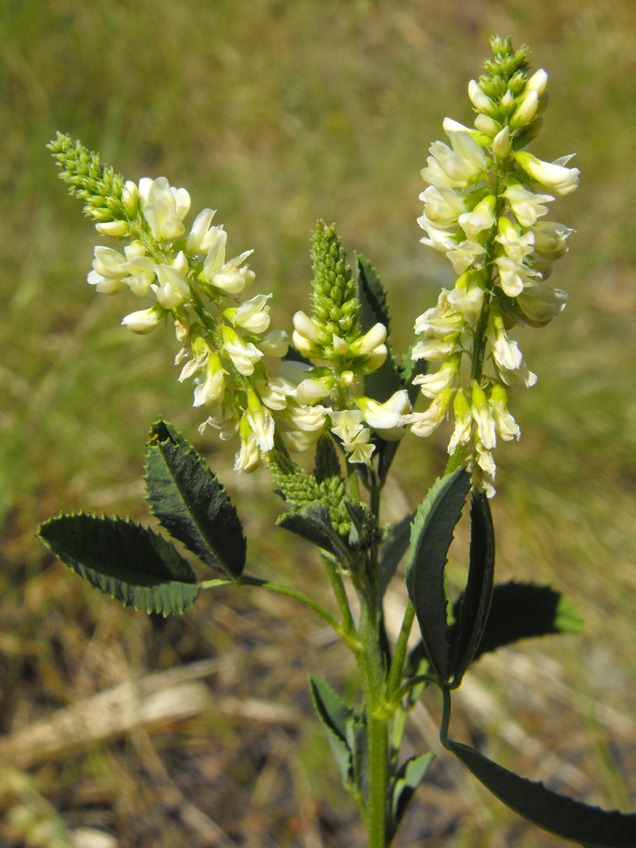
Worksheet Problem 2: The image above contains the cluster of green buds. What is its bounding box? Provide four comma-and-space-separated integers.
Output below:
289, 221, 411, 465
49, 133, 294, 472
407, 36, 578, 495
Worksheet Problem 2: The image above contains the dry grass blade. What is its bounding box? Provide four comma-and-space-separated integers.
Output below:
0, 659, 298, 769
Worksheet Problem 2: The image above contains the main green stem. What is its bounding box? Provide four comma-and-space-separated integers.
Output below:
357, 597, 390, 847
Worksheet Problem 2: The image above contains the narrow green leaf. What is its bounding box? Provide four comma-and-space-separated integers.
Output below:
313, 435, 342, 483
447, 738, 636, 847
453, 582, 584, 663
345, 712, 369, 798
399, 346, 428, 404
356, 254, 391, 334
390, 753, 435, 836
406, 469, 471, 680
356, 255, 403, 404
379, 512, 414, 598
450, 491, 495, 684
309, 675, 354, 786
145, 420, 246, 578
38, 513, 199, 615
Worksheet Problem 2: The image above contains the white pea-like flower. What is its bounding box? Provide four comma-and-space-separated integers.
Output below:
138, 176, 191, 241
515, 151, 580, 196
357, 390, 411, 440
504, 185, 554, 227
227, 293, 272, 335
153, 253, 191, 309
121, 305, 164, 334
186, 208, 220, 254
223, 337, 264, 376
87, 246, 128, 294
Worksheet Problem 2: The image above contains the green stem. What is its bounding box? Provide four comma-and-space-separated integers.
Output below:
321, 553, 357, 638
470, 294, 491, 384
356, 599, 390, 847
386, 601, 415, 700
439, 685, 453, 747
367, 713, 390, 848
229, 574, 345, 636
394, 674, 439, 701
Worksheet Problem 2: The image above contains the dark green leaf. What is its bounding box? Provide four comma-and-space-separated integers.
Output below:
309, 675, 354, 786
453, 582, 584, 663
399, 346, 428, 405
406, 469, 471, 680
356, 254, 391, 335
345, 712, 369, 799
313, 435, 342, 483
356, 255, 404, 406
277, 505, 351, 562
450, 491, 495, 684
145, 420, 246, 578
379, 512, 414, 598
375, 438, 401, 487
447, 738, 636, 847
390, 753, 435, 837
38, 513, 199, 615
344, 501, 372, 553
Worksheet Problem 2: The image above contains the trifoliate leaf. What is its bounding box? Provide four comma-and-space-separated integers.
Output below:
145, 420, 246, 578
38, 513, 199, 615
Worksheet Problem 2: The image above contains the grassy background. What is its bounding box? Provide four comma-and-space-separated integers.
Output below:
2, 0, 636, 845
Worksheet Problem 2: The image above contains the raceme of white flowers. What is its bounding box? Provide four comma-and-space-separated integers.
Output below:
407, 36, 578, 495
49, 37, 577, 492
49, 136, 404, 472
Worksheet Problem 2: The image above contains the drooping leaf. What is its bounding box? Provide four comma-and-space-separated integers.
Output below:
379, 512, 414, 598
277, 505, 352, 562
406, 469, 471, 680
389, 753, 435, 838
450, 491, 495, 684
451, 582, 584, 663
38, 513, 199, 615
145, 420, 246, 578
447, 738, 636, 847
309, 675, 355, 787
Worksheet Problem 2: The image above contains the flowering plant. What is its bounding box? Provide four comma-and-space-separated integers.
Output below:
39, 37, 636, 847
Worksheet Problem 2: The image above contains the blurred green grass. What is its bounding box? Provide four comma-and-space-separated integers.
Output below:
2, 0, 636, 845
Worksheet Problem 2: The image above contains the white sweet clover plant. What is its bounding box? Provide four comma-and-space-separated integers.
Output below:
41, 36, 636, 848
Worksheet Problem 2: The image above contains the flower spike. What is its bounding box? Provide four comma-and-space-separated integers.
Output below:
409, 36, 578, 495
